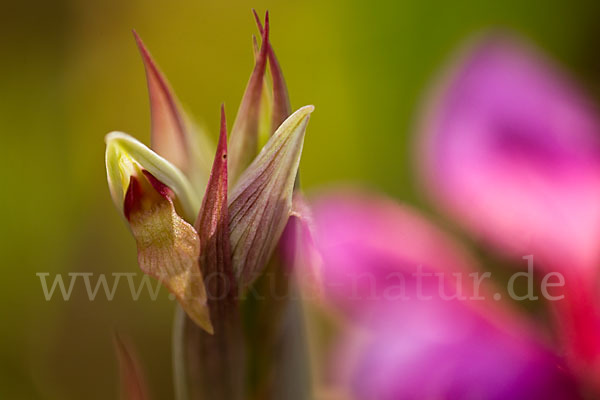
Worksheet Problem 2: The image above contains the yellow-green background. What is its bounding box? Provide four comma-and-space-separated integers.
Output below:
2, 0, 600, 398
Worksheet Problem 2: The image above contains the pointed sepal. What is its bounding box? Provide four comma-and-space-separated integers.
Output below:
195, 105, 237, 302
133, 31, 214, 192
134, 31, 190, 172
228, 105, 314, 289
228, 13, 270, 185
252, 9, 292, 133
184, 105, 245, 399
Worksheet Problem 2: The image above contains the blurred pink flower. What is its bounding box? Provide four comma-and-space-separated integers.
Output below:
419, 36, 600, 275
418, 36, 600, 384
310, 191, 579, 399
304, 35, 600, 398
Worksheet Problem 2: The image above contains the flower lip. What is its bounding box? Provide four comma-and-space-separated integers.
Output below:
105, 131, 213, 333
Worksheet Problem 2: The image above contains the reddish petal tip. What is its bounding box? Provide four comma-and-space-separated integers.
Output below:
132, 30, 189, 171
252, 9, 264, 34
132, 30, 150, 59
264, 11, 270, 36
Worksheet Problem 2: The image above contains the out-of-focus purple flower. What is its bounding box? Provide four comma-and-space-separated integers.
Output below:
345, 300, 575, 400
418, 36, 600, 385
419, 36, 600, 274
311, 191, 475, 316
309, 191, 580, 399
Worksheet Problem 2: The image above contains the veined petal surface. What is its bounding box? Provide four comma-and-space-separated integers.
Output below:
228, 105, 314, 289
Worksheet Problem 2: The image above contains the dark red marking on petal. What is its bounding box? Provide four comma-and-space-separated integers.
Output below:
123, 171, 174, 220
219, 105, 228, 160
124, 176, 142, 220
142, 169, 173, 199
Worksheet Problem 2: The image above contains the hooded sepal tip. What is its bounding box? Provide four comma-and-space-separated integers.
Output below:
105, 131, 200, 223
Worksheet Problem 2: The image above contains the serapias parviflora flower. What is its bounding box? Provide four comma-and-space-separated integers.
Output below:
105, 11, 314, 335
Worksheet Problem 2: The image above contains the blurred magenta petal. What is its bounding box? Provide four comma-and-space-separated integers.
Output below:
312, 190, 479, 317
552, 274, 600, 389
419, 36, 600, 273
311, 190, 580, 399
341, 300, 578, 400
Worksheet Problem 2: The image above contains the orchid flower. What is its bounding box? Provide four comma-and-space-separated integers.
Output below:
301, 35, 600, 399
105, 11, 313, 399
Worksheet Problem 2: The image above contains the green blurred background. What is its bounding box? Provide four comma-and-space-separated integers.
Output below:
2, 0, 600, 398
